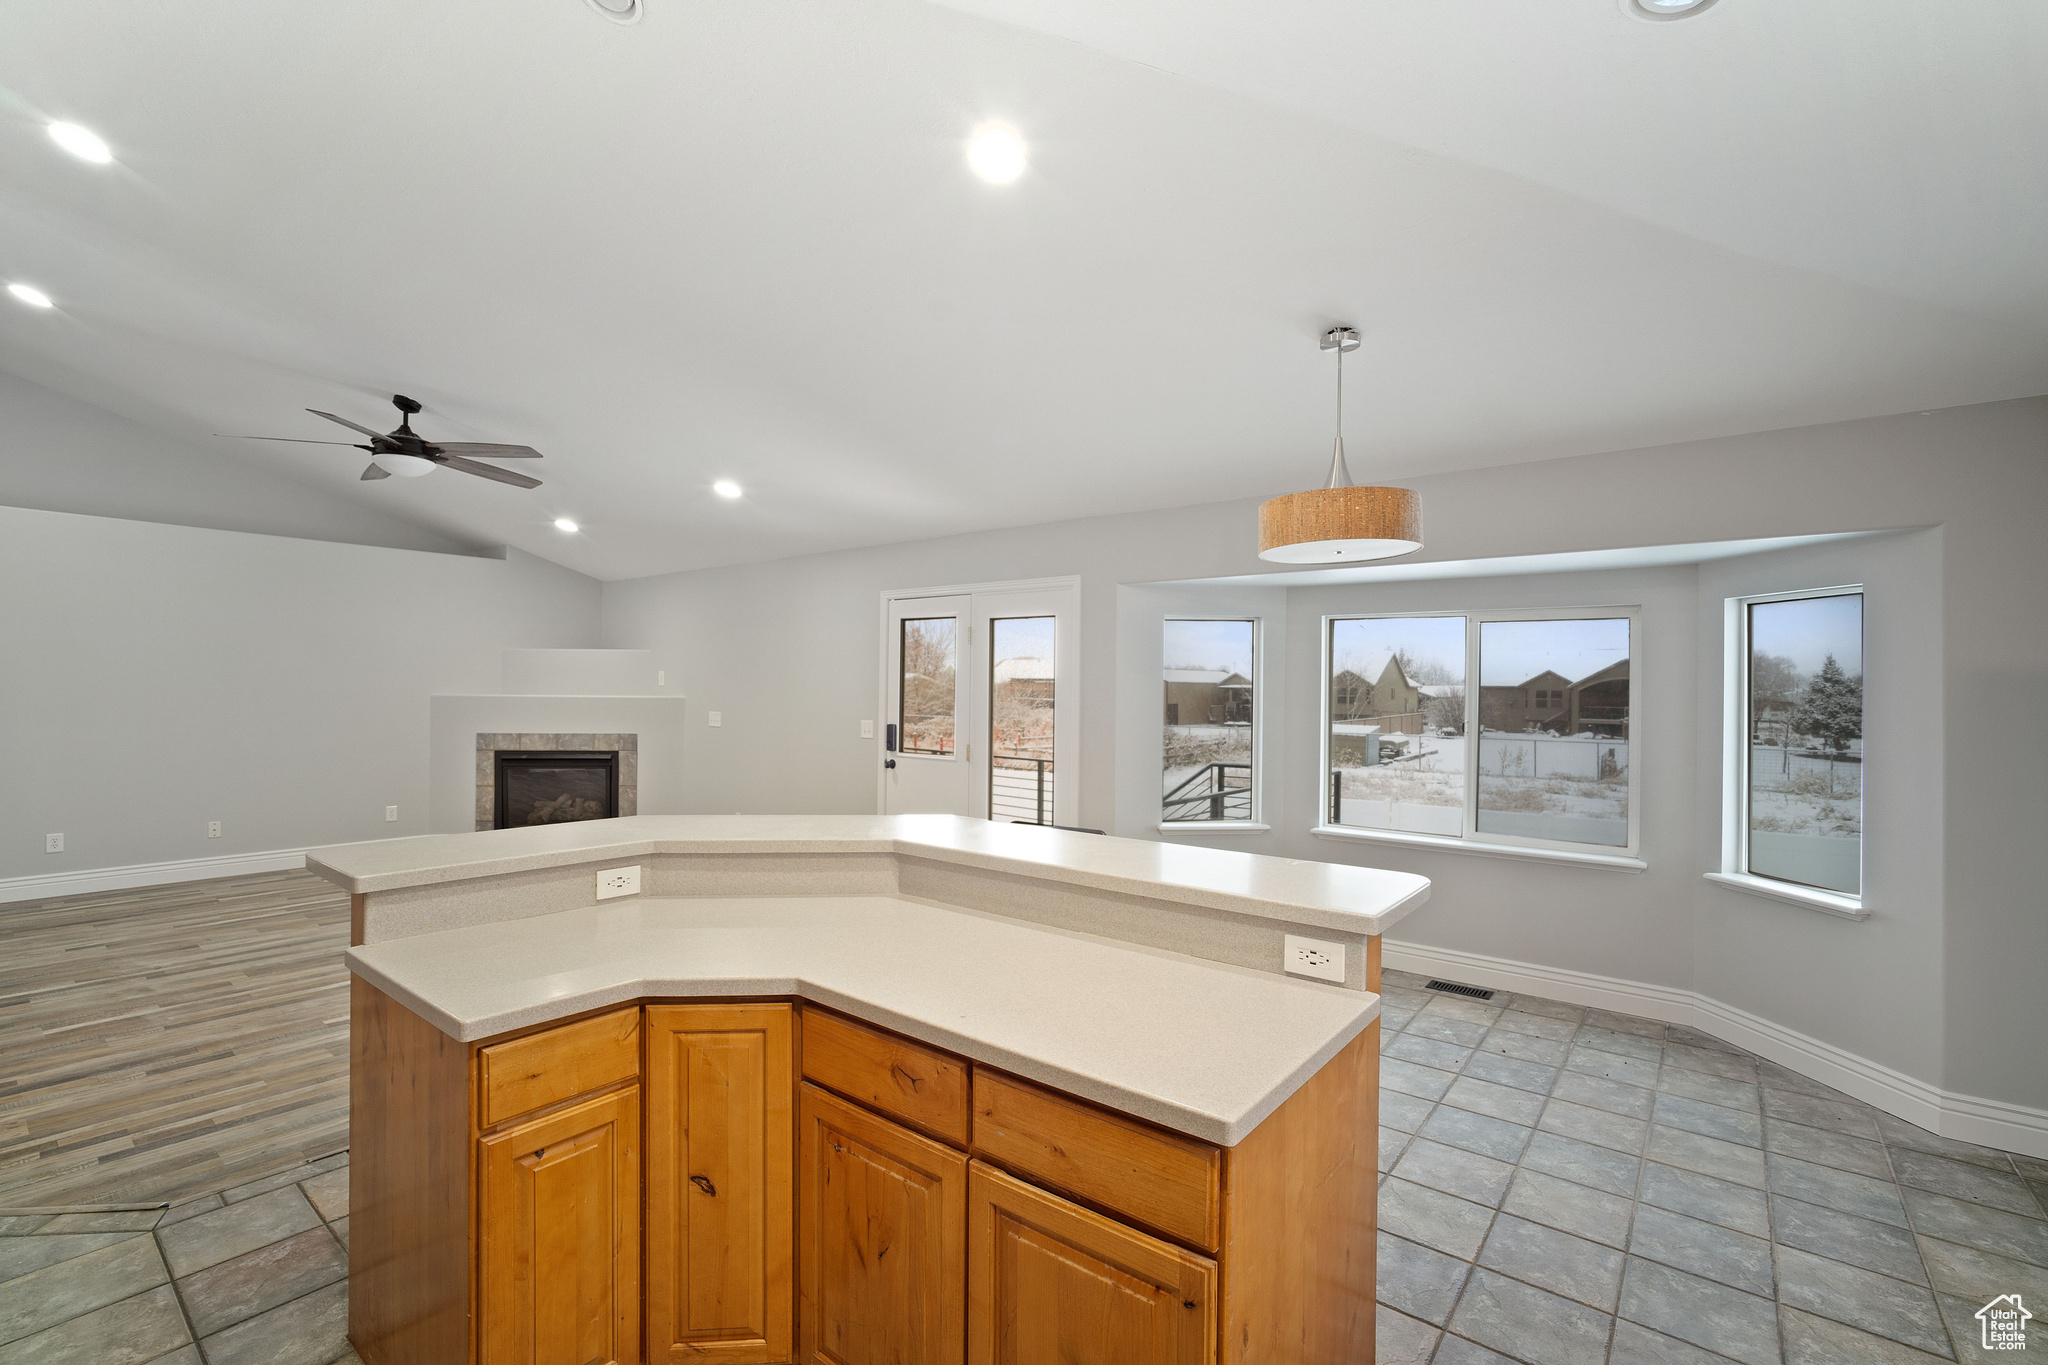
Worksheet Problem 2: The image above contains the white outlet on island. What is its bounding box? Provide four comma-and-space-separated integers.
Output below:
1283, 934, 1346, 984
597, 865, 642, 900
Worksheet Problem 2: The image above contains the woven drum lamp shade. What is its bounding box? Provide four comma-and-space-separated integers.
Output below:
1258, 484, 1421, 563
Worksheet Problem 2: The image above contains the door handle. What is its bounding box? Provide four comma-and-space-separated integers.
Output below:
884, 759, 896, 770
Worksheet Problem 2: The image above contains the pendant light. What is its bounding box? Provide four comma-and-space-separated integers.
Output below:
1257, 327, 1422, 563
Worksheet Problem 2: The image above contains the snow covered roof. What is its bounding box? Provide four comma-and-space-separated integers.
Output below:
1419, 683, 1464, 697
994, 656, 1055, 683
1163, 668, 1249, 686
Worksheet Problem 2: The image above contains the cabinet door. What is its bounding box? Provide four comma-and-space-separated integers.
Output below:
646, 1003, 795, 1363
479, 1086, 643, 1365
800, 1083, 966, 1365
967, 1161, 1214, 1365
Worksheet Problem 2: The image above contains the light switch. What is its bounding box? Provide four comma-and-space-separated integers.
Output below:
658, 670, 666, 686
861, 720, 875, 739
709, 711, 722, 727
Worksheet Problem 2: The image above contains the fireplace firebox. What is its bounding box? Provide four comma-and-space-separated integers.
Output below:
493, 750, 619, 829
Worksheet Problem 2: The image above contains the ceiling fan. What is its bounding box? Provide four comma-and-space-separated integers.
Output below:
223, 394, 544, 488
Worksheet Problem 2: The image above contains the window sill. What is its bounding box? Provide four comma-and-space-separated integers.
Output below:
1310, 824, 1646, 872
1157, 822, 1271, 834
1703, 872, 1867, 921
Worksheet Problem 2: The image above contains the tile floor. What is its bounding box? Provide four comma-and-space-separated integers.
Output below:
0, 1153, 356, 1365
6, 971, 2043, 1364
1373, 968, 2048, 1364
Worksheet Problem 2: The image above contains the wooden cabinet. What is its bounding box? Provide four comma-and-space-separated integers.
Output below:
478, 1086, 643, 1365
966, 1161, 1214, 1365
349, 987, 1376, 1365
645, 1003, 795, 1364
799, 1082, 966, 1365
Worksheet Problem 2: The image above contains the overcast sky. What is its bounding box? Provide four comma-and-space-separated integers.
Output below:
1164, 618, 1254, 675
1750, 593, 1862, 675
1480, 618, 1631, 686
1331, 615, 1464, 683
992, 614, 1055, 668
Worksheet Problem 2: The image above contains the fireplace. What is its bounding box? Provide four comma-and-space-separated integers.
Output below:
494, 750, 619, 829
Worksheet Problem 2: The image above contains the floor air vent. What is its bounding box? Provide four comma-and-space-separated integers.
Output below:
1425, 979, 1495, 1001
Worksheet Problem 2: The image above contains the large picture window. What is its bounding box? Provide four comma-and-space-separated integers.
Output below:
1325, 610, 1637, 858
1743, 590, 1863, 895
1162, 619, 1256, 823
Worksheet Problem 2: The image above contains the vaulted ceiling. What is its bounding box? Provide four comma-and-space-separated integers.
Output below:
3, 0, 2043, 578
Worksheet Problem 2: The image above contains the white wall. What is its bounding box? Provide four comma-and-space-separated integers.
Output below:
0, 506, 601, 887
1694, 532, 1944, 1087
600, 396, 2048, 1127
0, 368, 482, 556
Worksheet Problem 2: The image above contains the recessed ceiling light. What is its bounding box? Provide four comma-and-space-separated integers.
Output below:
7, 283, 54, 309
1628, 0, 1717, 18
966, 123, 1028, 185
47, 121, 112, 164
712, 480, 743, 499
554, 517, 580, 533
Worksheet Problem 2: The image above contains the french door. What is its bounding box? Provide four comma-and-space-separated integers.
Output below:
879, 579, 1078, 826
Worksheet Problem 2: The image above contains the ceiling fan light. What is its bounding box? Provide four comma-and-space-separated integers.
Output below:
370, 452, 436, 478
1257, 485, 1422, 562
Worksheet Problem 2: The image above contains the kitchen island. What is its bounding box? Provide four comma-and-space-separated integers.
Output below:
310, 814, 1428, 1365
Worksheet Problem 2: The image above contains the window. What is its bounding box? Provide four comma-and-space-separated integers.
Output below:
1162, 619, 1256, 823
1325, 610, 1638, 857
898, 617, 957, 755
1327, 616, 1467, 837
1476, 618, 1632, 849
990, 616, 1056, 824
1741, 590, 1863, 896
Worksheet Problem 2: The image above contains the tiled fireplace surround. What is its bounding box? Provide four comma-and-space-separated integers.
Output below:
474, 732, 638, 831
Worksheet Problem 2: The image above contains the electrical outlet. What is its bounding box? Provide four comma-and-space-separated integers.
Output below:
861, 720, 875, 739
1283, 934, 1346, 984
385, 805, 399, 822
45, 833, 64, 854
207, 820, 222, 839
596, 865, 642, 900
708, 711, 722, 727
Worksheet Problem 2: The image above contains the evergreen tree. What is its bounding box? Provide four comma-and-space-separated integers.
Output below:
1794, 653, 1862, 755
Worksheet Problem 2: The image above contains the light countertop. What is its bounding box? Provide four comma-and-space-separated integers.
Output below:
346, 893, 1380, 1145
309, 813, 1430, 938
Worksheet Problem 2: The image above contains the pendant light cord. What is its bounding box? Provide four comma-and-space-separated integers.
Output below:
1327, 331, 1354, 490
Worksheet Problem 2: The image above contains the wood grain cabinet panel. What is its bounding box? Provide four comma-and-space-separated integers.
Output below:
645, 1003, 795, 1364
799, 1083, 966, 1365
481, 1006, 642, 1127
800, 1007, 971, 1146
967, 1161, 1214, 1365
971, 1071, 1221, 1253
478, 1087, 643, 1365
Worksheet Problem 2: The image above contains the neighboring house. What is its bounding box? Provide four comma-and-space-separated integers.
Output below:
1478, 660, 1631, 737
1333, 654, 1426, 734
994, 656, 1055, 708
1163, 669, 1252, 725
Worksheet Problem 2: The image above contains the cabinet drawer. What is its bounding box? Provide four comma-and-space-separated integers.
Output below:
479, 1007, 641, 1127
970, 1071, 1221, 1253
801, 1008, 970, 1146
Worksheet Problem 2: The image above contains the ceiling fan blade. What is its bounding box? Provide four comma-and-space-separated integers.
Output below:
442, 455, 542, 489
432, 442, 543, 459
217, 434, 368, 446
360, 462, 392, 481
307, 409, 390, 441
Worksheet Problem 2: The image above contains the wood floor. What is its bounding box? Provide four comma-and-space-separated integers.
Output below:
0, 869, 352, 1209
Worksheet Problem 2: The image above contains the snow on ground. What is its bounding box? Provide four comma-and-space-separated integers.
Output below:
1748, 742, 1861, 837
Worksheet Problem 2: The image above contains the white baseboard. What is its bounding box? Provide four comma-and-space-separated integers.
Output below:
1383, 937, 2048, 1161
0, 849, 310, 905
